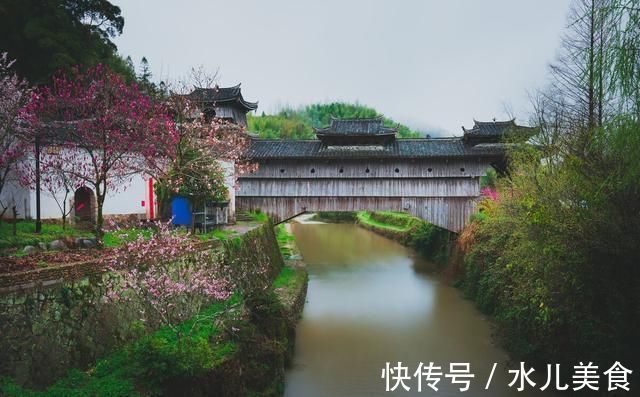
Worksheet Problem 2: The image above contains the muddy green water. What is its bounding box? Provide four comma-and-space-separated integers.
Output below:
285, 222, 554, 396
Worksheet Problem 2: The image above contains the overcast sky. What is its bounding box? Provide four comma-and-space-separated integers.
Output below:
112, 0, 571, 136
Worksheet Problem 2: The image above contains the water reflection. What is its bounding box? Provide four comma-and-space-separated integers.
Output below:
285, 222, 554, 397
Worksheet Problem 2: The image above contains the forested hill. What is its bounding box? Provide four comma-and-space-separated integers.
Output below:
247, 103, 422, 139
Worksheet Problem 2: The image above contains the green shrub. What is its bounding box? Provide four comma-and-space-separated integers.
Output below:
409, 222, 451, 264
130, 335, 214, 379
457, 118, 640, 369
239, 210, 269, 223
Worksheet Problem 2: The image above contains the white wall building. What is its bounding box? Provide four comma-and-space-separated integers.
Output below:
1, 84, 255, 224
1, 162, 237, 224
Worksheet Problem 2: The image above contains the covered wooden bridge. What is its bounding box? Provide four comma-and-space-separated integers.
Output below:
238, 118, 529, 232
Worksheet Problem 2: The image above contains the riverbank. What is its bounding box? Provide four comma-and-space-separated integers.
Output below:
0, 221, 309, 397
451, 198, 640, 374
350, 211, 452, 265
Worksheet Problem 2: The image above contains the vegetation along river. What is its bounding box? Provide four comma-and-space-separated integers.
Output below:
284, 221, 555, 396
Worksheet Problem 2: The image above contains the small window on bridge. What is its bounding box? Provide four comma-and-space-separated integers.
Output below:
460, 167, 465, 172
280, 169, 285, 173
365, 168, 370, 173
339, 168, 344, 173
310, 168, 316, 174
427, 168, 433, 172
394, 168, 400, 173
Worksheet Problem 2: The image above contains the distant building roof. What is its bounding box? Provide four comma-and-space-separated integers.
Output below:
315, 116, 397, 135
186, 84, 258, 111
462, 119, 534, 143
247, 138, 506, 160
314, 117, 397, 144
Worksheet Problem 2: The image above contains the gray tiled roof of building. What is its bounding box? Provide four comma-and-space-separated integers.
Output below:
247, 138, 506, 160
314, 117, 397, 136
462, 119, 533, 137
186, 84, 258, 111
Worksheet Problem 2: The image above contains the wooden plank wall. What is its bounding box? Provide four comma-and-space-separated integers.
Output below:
238, 178, 479, 197
237, 158, 493, 232
243, 159, 488, 179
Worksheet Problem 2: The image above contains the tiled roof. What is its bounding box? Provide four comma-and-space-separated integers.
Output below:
462, 119, 532, 137
247, 138, 506, 160
186, 84, 258, 111
314, 117, 397, 136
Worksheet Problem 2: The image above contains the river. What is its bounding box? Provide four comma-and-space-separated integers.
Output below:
284, 221, 554, 396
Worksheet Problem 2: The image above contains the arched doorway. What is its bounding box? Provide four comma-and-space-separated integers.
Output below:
74, 187, 95, 227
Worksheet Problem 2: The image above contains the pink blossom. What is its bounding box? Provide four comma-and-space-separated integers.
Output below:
481, 187, 499, 201
101, 220, 233, 336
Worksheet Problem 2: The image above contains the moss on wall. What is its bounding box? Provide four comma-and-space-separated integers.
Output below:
0, 222, 309, 397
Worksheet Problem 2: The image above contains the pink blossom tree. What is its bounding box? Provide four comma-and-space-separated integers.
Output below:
0, 53, 34, 224
102, 221, 234, 339
26, 151, 84, 230
149, 94, 257, 219
30, 65, 179, 238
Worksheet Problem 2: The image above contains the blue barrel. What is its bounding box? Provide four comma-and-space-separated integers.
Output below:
171, 196, 192, 226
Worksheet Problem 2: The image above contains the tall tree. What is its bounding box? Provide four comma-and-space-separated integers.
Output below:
30, 65, 178, 238
607, 0, 640, 116
0, 0, 131, 83
549, 0, 614, 131
136, 56, 165, 98
0, 53, 34, 222
543, 0, 640, 161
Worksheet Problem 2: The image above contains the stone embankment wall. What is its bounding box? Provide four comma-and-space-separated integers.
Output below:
0, 226, 279, 388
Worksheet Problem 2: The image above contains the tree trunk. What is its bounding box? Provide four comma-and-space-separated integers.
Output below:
588, 0, 596, 130
95, 182, 105, 241
0, 206, 7, 227
62, 200, 67, 230
96, 197, 105, 241
11, 205, 17, 236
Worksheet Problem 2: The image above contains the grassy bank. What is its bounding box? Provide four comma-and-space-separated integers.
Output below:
357, 211, 419, 233
0, 220, 157, 252
310, 212, 357, 223
275, 224, 295, 258
0, 222, 90, 251
355, 211, 451, 264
